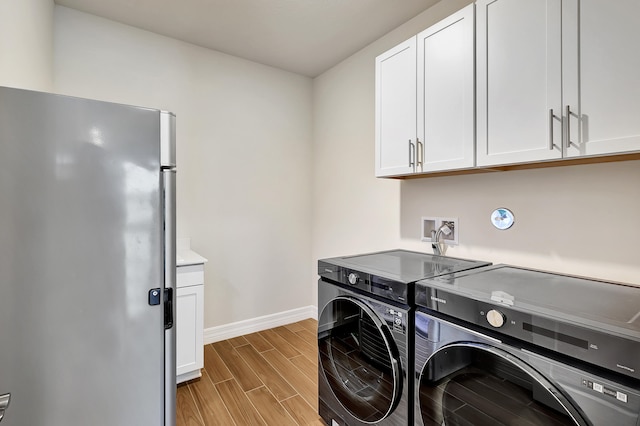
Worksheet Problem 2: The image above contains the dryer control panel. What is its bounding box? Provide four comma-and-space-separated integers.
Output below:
419, 289, 640, 381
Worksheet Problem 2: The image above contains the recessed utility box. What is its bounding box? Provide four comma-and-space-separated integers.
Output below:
421, 216, 459, 245
421, 217, 438, 241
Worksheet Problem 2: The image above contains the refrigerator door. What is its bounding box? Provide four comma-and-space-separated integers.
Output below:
161, 111, 177, 425
0, 87, 168, 425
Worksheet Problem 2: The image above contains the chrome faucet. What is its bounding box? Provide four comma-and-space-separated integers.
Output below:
431, 222, 454, 256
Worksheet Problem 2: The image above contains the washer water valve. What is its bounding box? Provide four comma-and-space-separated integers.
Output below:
431, 221, 455, 256
421, 216, 459, 249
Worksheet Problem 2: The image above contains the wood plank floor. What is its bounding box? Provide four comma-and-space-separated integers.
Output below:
177, 318, 325, 426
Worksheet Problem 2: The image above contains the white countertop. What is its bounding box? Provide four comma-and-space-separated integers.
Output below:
177, 249, 207, 267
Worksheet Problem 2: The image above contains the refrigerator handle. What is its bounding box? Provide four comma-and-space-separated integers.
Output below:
162, 168, 176, 292
162, 168, 176, 322
164, 288, 174, 329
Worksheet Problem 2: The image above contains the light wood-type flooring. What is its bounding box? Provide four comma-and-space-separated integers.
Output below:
176, 318, 324, 426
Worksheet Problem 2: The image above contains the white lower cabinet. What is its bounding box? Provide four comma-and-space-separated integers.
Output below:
176, 262, 205, 384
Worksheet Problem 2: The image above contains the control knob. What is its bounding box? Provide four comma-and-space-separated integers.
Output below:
348, 273, 360, 285
486, 309, 505, 328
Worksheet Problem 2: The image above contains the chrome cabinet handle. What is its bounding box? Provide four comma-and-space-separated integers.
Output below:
549, 109, 558, 150
0, 393, 11, 422
416, 138, 424, 169
408, 139, 415, 168
565, 105, 572, 149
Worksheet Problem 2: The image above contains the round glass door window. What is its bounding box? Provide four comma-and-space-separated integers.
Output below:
418, 344, 586, 426
318, 297, 401, 423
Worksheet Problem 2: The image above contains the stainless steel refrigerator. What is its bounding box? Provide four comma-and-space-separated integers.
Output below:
0, 86, 177, 425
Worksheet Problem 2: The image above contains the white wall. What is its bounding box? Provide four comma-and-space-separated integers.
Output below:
398, 162, 640, 284
312, 0, 640, 305
311, 0, 472, 308
54, 7, 314, 328
0, 0, 54, 91
14, 0, 639, 332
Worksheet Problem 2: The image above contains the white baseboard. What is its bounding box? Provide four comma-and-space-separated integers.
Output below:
203, 305, 317, 344
177, 369, 202, 385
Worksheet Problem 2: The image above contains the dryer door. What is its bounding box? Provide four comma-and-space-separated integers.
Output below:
318, 296, 402, 423
418, 342, 589, 426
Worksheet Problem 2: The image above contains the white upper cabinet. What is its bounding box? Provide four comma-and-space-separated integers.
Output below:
375, 38, 417, 177
478, 0, 640, 167
377, 0, 640, 177
563, 0, 640, 157
476, 0, 563, 167
375, 5, 475, 177
417, 4, 475, 172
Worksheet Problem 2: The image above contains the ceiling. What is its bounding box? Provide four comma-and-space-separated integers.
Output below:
54, 0, 439, 77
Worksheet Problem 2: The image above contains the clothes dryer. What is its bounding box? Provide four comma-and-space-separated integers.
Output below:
414, 265, 640, 426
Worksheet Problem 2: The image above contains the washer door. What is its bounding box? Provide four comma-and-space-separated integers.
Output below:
418, 342, 589, 426
318, 296, 402, 423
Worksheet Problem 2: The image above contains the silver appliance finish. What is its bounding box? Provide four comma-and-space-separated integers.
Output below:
161, 111, 177, 425
0, 87, 176, 425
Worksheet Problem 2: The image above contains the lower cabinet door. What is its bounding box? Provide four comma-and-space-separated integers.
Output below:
176, 284, 204, 382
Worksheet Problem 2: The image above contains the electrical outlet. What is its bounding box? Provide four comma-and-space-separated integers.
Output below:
421, 217, 459, 245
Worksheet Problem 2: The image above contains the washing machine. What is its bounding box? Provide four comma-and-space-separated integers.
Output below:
414, 264, 640, 426
317, 249, 490, 425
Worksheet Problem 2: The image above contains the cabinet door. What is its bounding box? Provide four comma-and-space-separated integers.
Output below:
176, 285, 204, 380
476, 0, 563, 166
375, 37, 417, 176
563, 0, 640, 157
417, 4, 475, 172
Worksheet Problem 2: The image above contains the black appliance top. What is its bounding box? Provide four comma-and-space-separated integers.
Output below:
318, 249, 491, 304
321, 249, 491, 283
416, 264, 640, 336
415, 264, 640, 379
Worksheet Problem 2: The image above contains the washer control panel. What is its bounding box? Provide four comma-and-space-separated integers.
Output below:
317, 260, 410, 304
